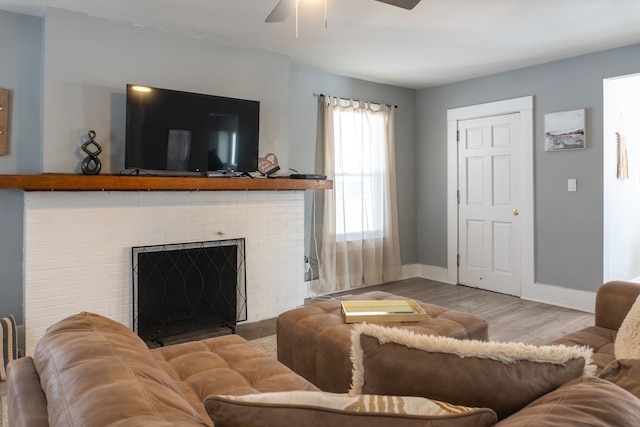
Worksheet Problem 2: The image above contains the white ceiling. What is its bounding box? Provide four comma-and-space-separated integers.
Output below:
2, 0, 640, 89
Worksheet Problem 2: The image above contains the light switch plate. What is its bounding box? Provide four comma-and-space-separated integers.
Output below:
568, 179, 577, 192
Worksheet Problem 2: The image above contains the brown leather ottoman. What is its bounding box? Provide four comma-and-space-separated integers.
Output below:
277, 290, 489, 392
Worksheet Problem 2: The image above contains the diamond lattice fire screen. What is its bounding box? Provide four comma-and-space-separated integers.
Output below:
132, 239, 247, 346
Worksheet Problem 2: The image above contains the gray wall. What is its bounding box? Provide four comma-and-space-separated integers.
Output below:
417, 44, 640, 292
0, 189, 24, 324
40, 7, 291, 174
0, 10, 40, 331
0, 10, 41, 173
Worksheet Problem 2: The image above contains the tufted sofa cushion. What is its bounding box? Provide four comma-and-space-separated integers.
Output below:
152, 334, 319, 424
546, 326, 616, 373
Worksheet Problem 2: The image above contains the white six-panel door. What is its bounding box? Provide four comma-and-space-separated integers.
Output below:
458, 113, 521, 295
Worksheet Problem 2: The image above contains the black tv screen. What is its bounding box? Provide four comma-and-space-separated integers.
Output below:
125, 84, 260, 174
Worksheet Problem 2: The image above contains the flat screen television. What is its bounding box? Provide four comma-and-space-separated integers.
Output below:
125, 84, 260, 175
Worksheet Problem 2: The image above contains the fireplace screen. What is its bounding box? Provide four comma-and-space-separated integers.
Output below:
132, 239, 247, 346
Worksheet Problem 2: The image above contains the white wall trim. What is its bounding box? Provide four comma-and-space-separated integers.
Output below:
446, 96, 535, 295
402, 264, 595, 313
402, 264, 452, 284
447, 96, 534, 121
522, 282, 596, 314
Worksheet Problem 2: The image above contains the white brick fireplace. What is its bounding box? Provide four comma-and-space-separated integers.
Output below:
23, 190, 307, 356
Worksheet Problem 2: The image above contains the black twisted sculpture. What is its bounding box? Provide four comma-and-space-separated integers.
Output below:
81, 130, 102, 175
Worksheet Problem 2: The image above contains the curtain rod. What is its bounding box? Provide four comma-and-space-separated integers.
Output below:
314, 93, 398, 109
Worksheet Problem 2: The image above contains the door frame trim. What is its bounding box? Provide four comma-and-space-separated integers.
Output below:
446, 96, 534, 293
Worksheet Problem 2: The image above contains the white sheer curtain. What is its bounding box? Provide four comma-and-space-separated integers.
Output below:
319, 96, 402, 292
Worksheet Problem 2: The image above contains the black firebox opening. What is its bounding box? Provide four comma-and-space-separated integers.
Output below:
132, 239, 247, 347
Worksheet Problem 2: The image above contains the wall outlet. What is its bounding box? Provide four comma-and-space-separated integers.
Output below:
304, 263, 312, 282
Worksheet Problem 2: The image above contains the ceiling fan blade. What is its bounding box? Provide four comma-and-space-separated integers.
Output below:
265, 0, 296, 23
374, 0, 421, 10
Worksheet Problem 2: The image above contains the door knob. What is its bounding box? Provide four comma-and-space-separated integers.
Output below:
513, 209, 519, 216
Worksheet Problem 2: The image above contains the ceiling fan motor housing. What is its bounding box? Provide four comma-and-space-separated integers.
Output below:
265, 0, 421, 23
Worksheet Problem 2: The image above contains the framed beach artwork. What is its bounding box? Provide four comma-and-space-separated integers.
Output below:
544, 109, 586, 151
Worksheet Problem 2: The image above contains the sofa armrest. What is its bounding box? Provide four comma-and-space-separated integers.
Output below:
7, 357, 49, 427
595, 281, 640, 331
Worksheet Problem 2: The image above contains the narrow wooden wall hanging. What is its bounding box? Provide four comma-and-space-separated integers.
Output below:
0, 88, 8, 155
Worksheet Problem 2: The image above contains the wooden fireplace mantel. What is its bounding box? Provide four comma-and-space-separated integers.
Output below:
0, 173, 333, 192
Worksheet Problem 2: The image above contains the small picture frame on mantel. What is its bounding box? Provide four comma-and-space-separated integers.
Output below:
544, 109, 586, 152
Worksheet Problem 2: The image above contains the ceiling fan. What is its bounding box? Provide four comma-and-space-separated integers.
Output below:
265, 0, 422, 23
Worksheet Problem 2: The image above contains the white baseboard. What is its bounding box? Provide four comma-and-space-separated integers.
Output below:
311, 264, 597, 313
403, 264, 596, 313
521, 281, 596, 313
402, 264, 453, 284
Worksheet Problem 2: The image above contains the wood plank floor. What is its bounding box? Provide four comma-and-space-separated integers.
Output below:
238, 277, 595, 345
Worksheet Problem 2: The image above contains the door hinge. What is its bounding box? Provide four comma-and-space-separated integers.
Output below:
457, 190, 460, 204
457, 254, 460, 266
456, 130, 460, 142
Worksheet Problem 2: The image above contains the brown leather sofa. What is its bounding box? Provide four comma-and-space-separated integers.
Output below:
7, 311, 318, 426
547, 280, 640, 371
7, 281, 640, 426
494, 280, 640, 425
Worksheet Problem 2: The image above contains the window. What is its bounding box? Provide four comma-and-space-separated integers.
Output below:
332, 106, 386, 241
